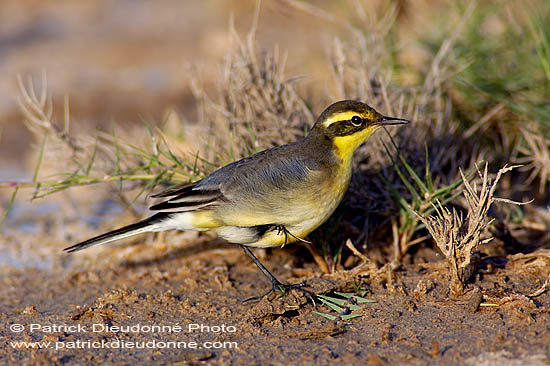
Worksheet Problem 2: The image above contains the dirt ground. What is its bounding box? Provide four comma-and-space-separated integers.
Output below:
2, 222, 550, 365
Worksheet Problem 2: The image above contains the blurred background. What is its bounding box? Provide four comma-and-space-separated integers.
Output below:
0, 0, 446, 170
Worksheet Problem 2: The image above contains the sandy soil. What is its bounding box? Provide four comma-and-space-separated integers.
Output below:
2, 227, 550, 365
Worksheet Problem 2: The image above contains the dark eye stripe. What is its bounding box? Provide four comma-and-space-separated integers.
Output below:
327, 120, 364, 137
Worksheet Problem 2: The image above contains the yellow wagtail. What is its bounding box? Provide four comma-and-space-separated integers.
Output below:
65, 100, 409, 301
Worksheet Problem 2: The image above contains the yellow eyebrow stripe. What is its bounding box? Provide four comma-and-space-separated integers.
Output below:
321, 111, 361, 127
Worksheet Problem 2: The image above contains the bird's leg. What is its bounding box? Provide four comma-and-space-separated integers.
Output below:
275, 225, 311, 247
276, 225, 289, 246
240, 245, 315, 304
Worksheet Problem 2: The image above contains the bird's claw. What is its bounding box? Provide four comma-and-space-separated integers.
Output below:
243, 280, 315, 305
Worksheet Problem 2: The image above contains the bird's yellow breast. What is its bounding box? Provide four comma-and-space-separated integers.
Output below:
244, 156, 353, 248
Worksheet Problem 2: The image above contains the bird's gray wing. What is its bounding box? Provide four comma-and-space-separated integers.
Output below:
198, 143, 319, 196
149, 181, 224, 212
149, 142, 320, 214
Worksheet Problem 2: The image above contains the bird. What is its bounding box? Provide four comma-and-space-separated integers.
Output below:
64, 100, 409, 302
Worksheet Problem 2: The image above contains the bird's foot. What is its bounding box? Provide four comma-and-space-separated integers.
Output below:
243, 279, 315, 305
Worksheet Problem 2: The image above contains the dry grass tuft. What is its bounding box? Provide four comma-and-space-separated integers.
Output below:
516, 128, 550, 194
17, 73, 81, 155
189, 9, 312, 166
416, 164, 524, 296
13, 72, 203, 204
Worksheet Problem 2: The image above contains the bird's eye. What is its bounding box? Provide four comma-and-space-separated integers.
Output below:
351, 115, 362, 126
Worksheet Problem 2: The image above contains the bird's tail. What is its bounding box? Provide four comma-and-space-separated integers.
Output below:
64, 213, 169, 253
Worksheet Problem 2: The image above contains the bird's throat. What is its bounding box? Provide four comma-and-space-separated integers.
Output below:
332, 126, 377, 165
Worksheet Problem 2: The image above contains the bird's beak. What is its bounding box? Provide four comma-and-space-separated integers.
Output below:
378, 115, 410, 126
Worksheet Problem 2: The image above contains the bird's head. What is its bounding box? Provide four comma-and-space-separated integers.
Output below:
311, 100, 409, 159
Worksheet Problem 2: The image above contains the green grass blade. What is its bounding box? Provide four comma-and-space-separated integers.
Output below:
387, 131, 429, 194
317, 294, 348, 306
318, 297, 344, 312
382, 140, 420, 201
32, 132, 47, 183
112, 126, 122, 192
85, 143, 98, 175
313, 311, 338, 321
355, 297, 377, 304
0, 187, 19, 226
333, 291, 354, 298
424, 144, 434, 193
